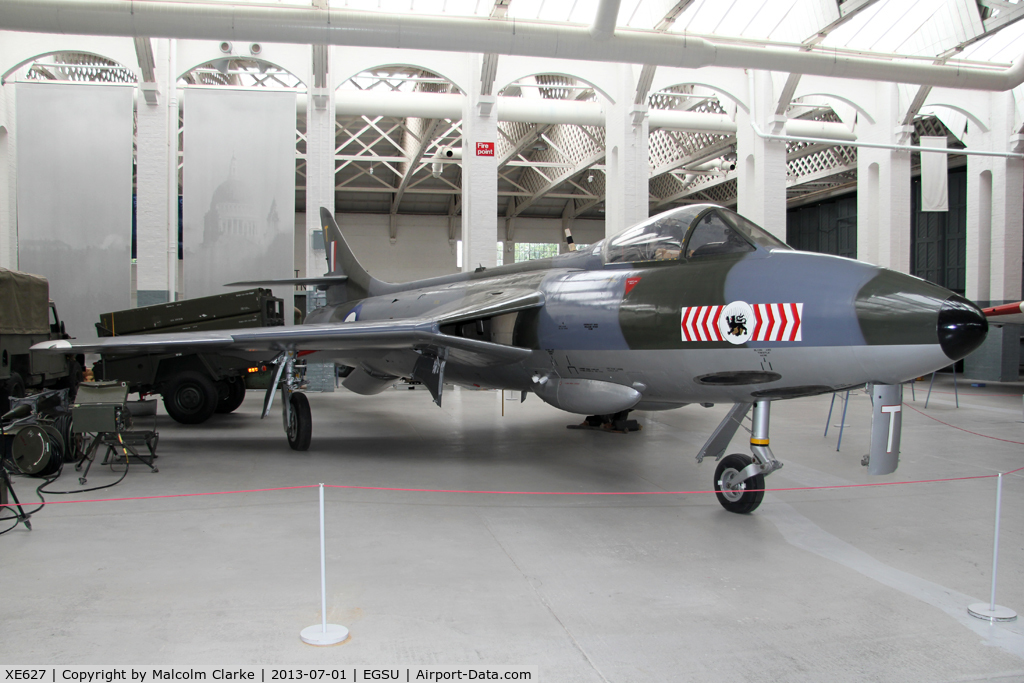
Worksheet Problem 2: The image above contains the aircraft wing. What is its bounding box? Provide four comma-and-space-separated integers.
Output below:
33, 317, 533, 368
982, 301, 1024, 325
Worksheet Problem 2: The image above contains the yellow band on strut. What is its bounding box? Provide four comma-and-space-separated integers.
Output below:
750, 437, 770, 445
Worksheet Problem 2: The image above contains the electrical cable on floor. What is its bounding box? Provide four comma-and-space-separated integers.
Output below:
39, 432, 132, 495
0, 432, 134, 536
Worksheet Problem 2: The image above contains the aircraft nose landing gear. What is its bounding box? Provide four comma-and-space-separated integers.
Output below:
262, 349, 313, 451
698, 400, 782, 514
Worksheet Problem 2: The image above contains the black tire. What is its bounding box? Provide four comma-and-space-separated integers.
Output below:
1, 372, 26, 415
162, 371, 218, 424
714, 453, 765, 514
215, 379, 246, 414
286, 392, 312, 451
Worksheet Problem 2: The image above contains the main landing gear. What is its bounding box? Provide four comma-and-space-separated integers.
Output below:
568, 410, 641, 433
261, 349, 313, 451
697, 400, 782, 514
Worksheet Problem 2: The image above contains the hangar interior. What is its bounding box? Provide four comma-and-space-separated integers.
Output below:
1, 0, 1024, 677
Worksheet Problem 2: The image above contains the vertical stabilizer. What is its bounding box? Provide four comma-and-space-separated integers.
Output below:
320, 207, 383, 301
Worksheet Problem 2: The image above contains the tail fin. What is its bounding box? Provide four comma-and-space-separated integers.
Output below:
320, 207, 382, 301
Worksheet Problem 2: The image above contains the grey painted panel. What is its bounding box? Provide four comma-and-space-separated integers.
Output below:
725, 251, 875, 347
536, 270, 631, 351
16, 82, 133, 338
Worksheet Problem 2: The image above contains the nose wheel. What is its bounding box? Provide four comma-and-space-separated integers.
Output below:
714, 454, 765, 513
261, 349, 313, 451
697, 400, 781, 514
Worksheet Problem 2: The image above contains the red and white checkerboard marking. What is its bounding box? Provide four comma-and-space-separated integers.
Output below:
681, 302, 803, 343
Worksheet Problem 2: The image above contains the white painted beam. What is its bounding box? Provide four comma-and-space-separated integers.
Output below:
3, 0, 1024, 90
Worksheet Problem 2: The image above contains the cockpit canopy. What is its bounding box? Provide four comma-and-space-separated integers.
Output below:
603, 205, 789, 265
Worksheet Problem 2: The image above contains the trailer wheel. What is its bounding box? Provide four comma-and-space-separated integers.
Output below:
286, 392, 312, 451
216, 379, 246, 414
163, 371, 218, 424
0, 372, 26, 414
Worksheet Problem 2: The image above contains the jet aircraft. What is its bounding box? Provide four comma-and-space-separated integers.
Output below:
35, 204, 989, 513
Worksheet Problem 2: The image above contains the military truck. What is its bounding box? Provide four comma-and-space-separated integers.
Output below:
92, 289, 284, 424
0, 268, 84, 413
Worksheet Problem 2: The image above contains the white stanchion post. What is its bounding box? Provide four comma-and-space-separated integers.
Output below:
300, 483, 350, 645
968, 473, 1017, 622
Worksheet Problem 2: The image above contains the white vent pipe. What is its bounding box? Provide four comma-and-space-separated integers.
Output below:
2, 0, 1023, 91
335, 91, 461, 120
431, 146, 461, 177
311, 90, 859, 140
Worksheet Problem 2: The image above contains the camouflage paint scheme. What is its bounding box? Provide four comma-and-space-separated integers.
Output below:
36, 204, 987, 418
305, 204, 985, 412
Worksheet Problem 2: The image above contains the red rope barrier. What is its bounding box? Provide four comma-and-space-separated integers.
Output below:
903, 402, 1024, 445
2, 405, 1021, 510
3, 467, 1022, 510
0, 484, 318, 508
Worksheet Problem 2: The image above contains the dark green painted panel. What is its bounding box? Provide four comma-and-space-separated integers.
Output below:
855, 270, 948, 346
619, 255, 744, 350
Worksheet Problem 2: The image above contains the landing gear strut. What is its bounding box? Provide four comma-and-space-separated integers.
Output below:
261, 349, 312, 451
697, 400, 782, 514
568, 410, 641, 433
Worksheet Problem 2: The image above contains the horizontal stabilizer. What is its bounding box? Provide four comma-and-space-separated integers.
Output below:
225, 276, 349, 289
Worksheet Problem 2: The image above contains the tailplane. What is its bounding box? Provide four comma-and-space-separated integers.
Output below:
320, 207, 385, 301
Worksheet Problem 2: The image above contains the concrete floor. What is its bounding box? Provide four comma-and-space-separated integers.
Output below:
3, 374, 1024, 681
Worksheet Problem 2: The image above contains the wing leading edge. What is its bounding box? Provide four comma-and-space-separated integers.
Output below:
33, 290, 546, 368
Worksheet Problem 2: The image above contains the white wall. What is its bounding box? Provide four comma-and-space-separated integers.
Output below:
296, 212, 607, 283
298, 212, 458, 283
508, 217, 605, 246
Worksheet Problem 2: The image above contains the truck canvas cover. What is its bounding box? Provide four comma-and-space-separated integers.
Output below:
0, 268, 50, 334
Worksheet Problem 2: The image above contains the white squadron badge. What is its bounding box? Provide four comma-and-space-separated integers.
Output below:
680, 301, 804, 343
719, 300, 754, 345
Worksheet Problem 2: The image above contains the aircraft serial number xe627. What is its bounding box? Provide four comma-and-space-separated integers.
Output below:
36, 205, 989, 513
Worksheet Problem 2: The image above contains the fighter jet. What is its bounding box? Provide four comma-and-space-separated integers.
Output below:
35, 204, 989, 513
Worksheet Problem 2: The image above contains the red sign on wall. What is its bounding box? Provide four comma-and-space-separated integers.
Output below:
476, 142, 495, 156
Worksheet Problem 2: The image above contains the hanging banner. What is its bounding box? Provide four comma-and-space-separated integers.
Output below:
182, 88, 296, 318
920, 136, 948, 212
16, 82, 133, 338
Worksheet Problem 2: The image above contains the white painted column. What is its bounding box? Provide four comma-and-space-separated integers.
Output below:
735, 71, 787, 241
305, 69, 335, 280
603, 63, 649, 239
855, 83, 911, 272
0, 84, 15, 270
135, 38, 176, 306
461, 54, 497, 272
964, 90, 1023, 381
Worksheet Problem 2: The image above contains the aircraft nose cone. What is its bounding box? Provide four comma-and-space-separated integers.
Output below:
937, 294, 988, 360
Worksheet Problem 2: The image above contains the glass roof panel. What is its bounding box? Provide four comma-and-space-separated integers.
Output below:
136, 0, 1018, 69
961, 17, 1024, 63
329, 0, 491, 16
820, 0, 983, 58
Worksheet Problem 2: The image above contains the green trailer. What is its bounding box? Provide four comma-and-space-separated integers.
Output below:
93, 289, 284, 424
